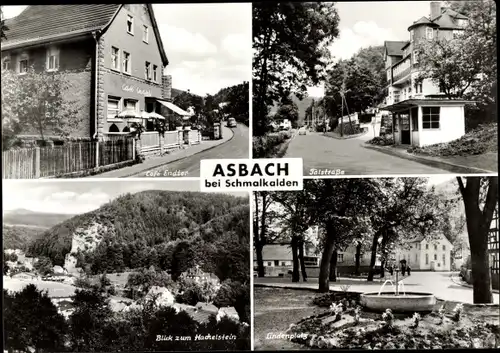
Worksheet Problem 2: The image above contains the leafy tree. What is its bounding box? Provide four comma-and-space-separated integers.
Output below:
271, 190, 316, 282
253, 191, 281, 277
0, 6, 9, 42
456, 176, 498, 304
1, 67, 82, 145
253, 2, 340, 136
274, 102, 299, 127
303, 179, 382, 292
34, 256, 54, 276
4, 284, 67, 352
69, 287, 114, 351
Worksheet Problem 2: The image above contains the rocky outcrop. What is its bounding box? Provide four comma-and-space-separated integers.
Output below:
64, 222, 111, 274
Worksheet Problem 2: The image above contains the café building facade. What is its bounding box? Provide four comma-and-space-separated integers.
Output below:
2, 4, 187, 143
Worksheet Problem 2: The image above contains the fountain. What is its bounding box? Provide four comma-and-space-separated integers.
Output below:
360, 267, 436, 312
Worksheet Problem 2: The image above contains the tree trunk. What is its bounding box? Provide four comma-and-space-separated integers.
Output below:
457, 176, 497, 304
379, 233, 388, 278
329, 249, 338, 282
354, 242, 362, 276
298, 240, 307, 282
318, 225, 335, 292
367, 230, 381, 282
255, 242, 265, 278
380, 259, 386, 279
291, 236, 300, 282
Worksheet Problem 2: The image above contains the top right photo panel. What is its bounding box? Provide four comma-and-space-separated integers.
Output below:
252, 1, 497, 176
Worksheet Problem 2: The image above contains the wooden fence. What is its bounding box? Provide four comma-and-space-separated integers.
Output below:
140, 130, 201, 153
3, 138, 134, 179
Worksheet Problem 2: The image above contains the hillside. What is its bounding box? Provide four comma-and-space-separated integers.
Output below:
3, 209, 75, 228
28, 191, 250, 282
171, 88, 201, 99
3, 225, 44, 250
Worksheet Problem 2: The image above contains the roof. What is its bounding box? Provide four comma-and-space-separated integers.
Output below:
432, 11, 464, 30
383, 98, 473, 112
384, 41, 409, 57
254, 244, 293, 261
2, 5, 169, 66
408, 16, 439, 31
2, 5, 120, 48
443, 8, 468, 20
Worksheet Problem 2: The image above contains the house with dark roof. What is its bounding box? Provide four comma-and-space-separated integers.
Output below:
381, 1, 471, 148
1, 4, 187, 144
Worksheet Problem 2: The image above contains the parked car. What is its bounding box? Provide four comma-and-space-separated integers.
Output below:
299, 127, 307, 135
227, 117, 237, 128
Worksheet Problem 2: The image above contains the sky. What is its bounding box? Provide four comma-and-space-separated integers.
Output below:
307, 1, 435, 97
2, 180, 248, 215
2, 4, 251, 96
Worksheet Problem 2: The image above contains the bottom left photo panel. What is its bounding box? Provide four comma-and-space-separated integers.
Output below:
3, 179, 251, 352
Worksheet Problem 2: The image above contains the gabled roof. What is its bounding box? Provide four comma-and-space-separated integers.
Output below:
2, 5, 120, 48
384, 41, 409, 57
2, 4, 169, 66
442, 8, 468, 20
432, 11, 464, 30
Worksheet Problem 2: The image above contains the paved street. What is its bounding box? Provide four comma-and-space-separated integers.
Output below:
284, 132, 449, 175
130, 123, 249, 177
255, 271, 500, 304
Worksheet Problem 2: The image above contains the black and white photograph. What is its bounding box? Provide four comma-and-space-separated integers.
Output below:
1, 3, 250, 179
253, 176, 499, 350
3, 180, 250, 351
252, 1, 497, 176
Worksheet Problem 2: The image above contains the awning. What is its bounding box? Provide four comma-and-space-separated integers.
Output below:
383, 98, 474, 112
157, 100, 191, 116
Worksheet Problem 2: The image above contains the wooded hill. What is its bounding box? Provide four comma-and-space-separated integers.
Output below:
28, 191, 250, 282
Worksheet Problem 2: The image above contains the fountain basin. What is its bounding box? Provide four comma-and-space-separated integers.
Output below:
360, 292, 436, 312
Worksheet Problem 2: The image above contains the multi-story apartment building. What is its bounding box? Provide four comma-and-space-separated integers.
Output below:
381, 2, 470, 147
1, 5, 187, 144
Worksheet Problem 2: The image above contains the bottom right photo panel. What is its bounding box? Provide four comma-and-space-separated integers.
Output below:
253, 176, 499, 350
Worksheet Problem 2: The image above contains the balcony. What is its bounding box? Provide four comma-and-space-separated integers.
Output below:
391, 57, 411, 86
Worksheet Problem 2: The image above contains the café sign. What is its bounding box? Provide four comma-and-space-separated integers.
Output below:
122, 84, 152, 97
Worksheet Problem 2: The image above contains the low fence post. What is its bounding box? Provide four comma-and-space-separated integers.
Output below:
35, 147, 41, 178
95, 140, 100, 168
132, 138, 136, 161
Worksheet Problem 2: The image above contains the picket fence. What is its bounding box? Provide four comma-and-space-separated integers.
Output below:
140, 129, 201, 152
3, 138, 134, 179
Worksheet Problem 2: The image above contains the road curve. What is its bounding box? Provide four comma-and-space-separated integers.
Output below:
130, 123, 249, 177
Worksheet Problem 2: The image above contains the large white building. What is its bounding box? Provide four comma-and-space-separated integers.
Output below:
381, 2, 470, 147
395, 234, 453, 271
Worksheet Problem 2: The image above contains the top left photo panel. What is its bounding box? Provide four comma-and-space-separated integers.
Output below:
1, 3, 251, 179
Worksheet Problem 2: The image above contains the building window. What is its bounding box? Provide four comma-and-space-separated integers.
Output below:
434, 254, 437, 261
426, 243, 429, 250
143, 25, 149, 43
124, 99, 138, 112
145, 61, 151, 80
18, 53, 29, 74
422, 107, 440, 129
413, 51, 419, 64
426, 254, 429, 265
281, 262, 286, 266
274, 260, 279, 266
153, 65, 158, 82
434, 244, 437, 250
122, 51, 131, 74
107, 97, 121, 120
2, 56, 10, 70
410, 29, 414, 42
111, 47, 120, 71
426, 27, 434, 40
127, 15, 134, 34
443, 254, 446, 265
267, 262, 272, 267
337, 253, 344, 263
46, 47, 59, 72
415, 254, 418, 262
442, 245, 446, 251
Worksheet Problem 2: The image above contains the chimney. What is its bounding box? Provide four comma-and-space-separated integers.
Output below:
430, 1, 441, 21
162, 74, 172, 100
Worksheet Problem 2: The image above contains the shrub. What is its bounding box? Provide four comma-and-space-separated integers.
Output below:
252, 131, 292, 158
334, 122, 362, 136
368, 134, 394, 146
